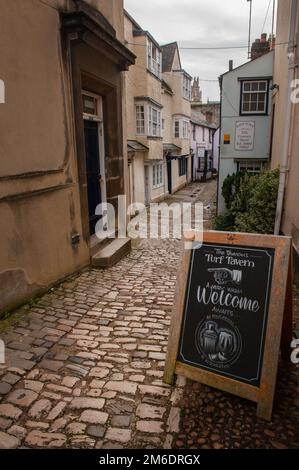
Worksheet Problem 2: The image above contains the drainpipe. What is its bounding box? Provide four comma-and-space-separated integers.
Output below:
274, 0, 297, 234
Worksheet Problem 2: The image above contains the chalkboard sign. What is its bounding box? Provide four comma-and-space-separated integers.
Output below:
164, 231, 293, 421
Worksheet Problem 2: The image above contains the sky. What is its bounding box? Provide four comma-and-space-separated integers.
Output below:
124, 0, 277, 102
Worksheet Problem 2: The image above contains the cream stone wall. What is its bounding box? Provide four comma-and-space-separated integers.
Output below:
0, 0, 129, 312
271, 0, 299, 268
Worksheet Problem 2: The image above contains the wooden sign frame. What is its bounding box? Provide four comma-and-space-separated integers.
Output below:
164, 231, 293, 421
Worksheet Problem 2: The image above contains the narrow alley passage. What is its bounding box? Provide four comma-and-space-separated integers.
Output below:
0, 181, 216, 449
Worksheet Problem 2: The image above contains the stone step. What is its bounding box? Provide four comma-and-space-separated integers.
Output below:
91, 238, 131, 268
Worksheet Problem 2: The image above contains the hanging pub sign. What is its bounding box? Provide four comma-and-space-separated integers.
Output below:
164, 231, 293, 421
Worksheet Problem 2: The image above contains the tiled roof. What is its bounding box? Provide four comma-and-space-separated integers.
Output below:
161, 42, 178, 72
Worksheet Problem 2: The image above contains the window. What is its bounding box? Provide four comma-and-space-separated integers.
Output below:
147, 39, 161, 78
148, 106, 161, 137
202, 127, 205, 141
183, 120, 189, 139
174, 118, 190, 139
152, 162, 163, 188
192, 125, 196, 141
209, 129, 213, 143
178, 157, 187, 176
241, 80, 268, 114
136, 105, 145, 135
237, 160, 266, 174
183, 75, 192, 100
162, 118, 165, 132
174, 120, 180, 138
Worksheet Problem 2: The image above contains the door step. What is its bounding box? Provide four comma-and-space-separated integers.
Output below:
91, 238, 131, 268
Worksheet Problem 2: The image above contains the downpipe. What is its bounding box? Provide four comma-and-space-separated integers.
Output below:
274, 0, 297, 235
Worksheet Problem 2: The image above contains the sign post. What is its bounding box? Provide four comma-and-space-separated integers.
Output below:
164, 231, 293, 421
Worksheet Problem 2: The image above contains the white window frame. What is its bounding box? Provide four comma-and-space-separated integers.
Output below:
147, 38, 161, 79
82, 91, 102, 121
241, 80, 268, 115
237, 160, 266, 174
136, 105, 145, 135
148, 106, 161, 137
183, 120, 190, 139
152, 162, 164, 188
173, 118, 190, 139
182, 75, 192, 100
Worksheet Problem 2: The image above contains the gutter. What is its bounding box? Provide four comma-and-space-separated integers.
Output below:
274, 0, 297, 234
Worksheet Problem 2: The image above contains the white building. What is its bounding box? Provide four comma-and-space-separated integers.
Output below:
218, 52, 274, 213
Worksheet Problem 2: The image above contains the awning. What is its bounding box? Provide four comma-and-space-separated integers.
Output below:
166, 154, 190, 161
163, 143, 181, 152
127, 140, 149, 152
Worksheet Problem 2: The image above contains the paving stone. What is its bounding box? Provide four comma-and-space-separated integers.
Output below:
50, 417, 68, 432
2, 373, 21, 385
79, 410, 109, 425
0, 382, 12, 395
61, 376, 79, 388
25, 430, 66, 448
7, 388, 38, 407
136, 420, 164, 434
28, 399, 52, 419
136, 403, 166, 420
25, 421, 50, 430
0, 404, 23, 419
0, 417, 12, 430
89, 367, 110, 379
138, 385, 171, 397
8, 425, 27, 439
66, 422, 86, 435
70, 397, 105, 410
47, 402, 66, 421
111, 415, 131, 428
167, 407, 180, 433
86, 425, 106, 438
24, 380, 44, 392
105, 427, 131, 443
0, 431, 20, 449
104, 381, 137, 395
39, 360, 64, 372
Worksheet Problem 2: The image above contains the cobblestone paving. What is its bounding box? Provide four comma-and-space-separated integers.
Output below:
173, 285, 299, 450
0, 181, 217, 449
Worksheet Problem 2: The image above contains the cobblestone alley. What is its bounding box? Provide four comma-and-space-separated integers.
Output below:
0, 181, 216, 449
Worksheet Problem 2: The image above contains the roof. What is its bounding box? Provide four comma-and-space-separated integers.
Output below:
127, 140, 149, 152
220, 50, 274, 79
161, 42, 180, 72
191, 118, 217, 130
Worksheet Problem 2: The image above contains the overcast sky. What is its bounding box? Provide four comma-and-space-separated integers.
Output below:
124, 0, 276, 102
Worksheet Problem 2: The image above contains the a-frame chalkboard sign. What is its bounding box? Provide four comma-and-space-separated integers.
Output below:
164, 231, 293, 421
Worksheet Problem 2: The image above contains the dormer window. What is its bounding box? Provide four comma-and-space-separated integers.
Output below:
147, 39, 161, 79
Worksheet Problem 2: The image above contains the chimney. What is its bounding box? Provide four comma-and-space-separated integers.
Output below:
251, 34, 271, 60
229, 60, 233, 71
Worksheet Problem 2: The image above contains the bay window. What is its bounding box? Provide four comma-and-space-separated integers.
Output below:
173, 118, 190, 139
